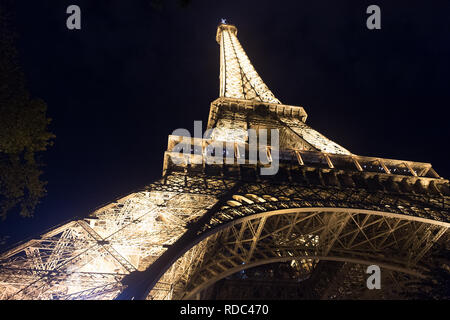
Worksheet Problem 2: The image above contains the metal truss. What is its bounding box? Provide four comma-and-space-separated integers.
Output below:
198, 261, 419, 300
0, 179, 227, 300
217, 24, 281, 104
142, 178, 449, 299
0, 171, 448, 300
0, 22, 449, 300
181, 211, 447, 298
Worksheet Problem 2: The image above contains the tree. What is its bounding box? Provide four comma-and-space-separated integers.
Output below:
0, 5, 54, 220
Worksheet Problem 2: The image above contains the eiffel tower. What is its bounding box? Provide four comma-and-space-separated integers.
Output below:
0, 22, 449, 300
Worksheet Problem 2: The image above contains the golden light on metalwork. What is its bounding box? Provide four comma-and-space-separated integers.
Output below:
0, 23, 448, 301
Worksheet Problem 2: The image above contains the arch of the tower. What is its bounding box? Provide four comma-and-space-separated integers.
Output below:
0, 175, 447, 300
146, 197, 449, 300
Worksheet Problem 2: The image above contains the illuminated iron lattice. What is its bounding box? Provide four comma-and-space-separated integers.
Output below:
0, 23, 449, 300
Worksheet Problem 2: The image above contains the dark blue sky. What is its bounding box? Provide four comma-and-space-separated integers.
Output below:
1, 0, 449, 249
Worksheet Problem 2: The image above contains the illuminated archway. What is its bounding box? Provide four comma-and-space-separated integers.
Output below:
146, 202, 448, 300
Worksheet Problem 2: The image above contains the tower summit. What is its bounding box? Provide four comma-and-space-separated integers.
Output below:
0, 23, 448, 300
212, 22, 350, 154
216, 23, 280, 103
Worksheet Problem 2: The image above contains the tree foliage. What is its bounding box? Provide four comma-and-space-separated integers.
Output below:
0, 6, 54, 220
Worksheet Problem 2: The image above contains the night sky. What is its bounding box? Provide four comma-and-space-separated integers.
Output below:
1, 0, 449, 250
